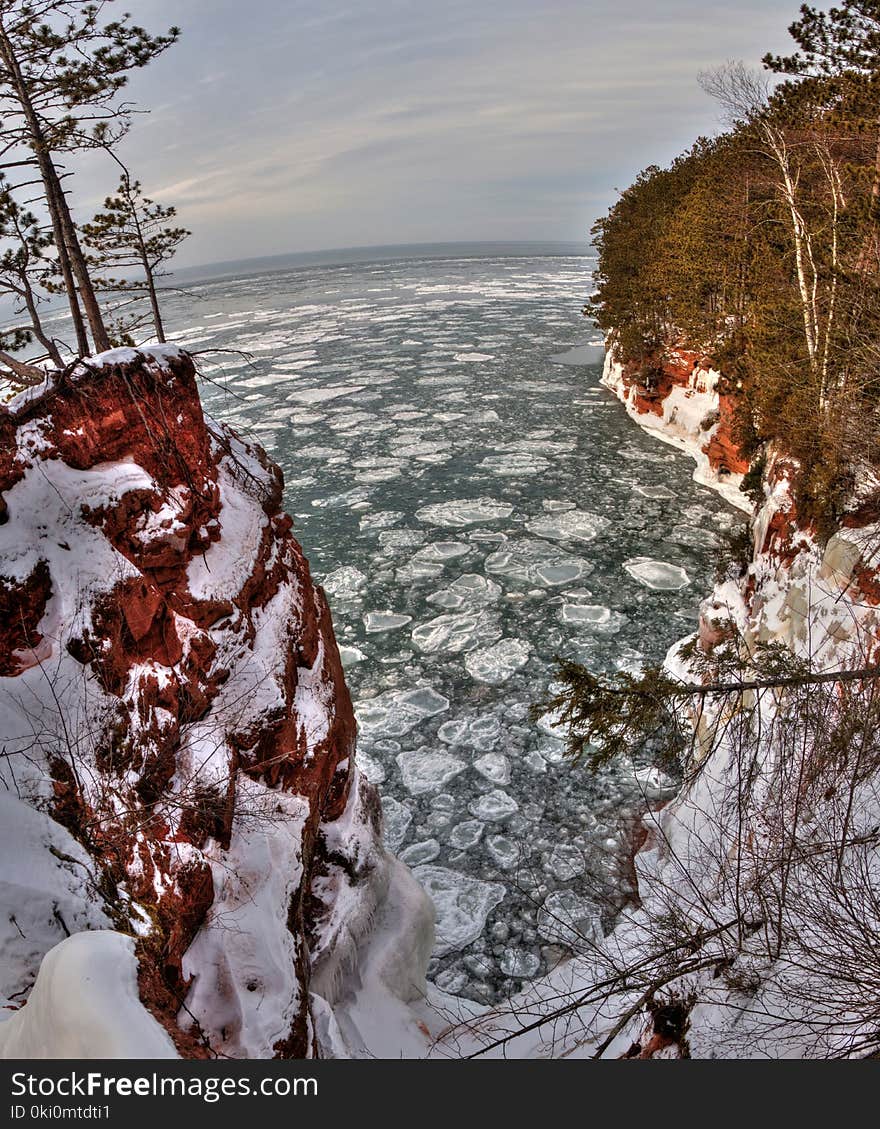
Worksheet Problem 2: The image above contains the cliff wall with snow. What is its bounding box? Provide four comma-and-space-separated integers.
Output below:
444, 343, 880, 1059
0, 346, 433, 1059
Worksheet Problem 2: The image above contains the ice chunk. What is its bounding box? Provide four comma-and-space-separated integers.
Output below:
355, 686, 449, 738
437, 719, 467, 746
363, 611, 413, 633
427, 574, 502, 609
473, 752, 512, 786
559, 604, 628, 635
415, 498, 514, 527
356, 749, 386, 785
669, 524, 719, 550
484, 541, 593, 587
448, 821, 485, 850
322, 566, 367, 599
537, 891, 599, 947
499, 950, 541, 979
486, 835, 520, 870
624, 557, 691, 591
468, 790, 519, 822
412, 865, 505, 956
397, 746, 467, 795
399, 839, 441, 866
411, 541, 471, 563
479, 453, 550, 476
561, 604, 610, 625
633, 484, 676, 500
338, 646, 367, 668
465, 639, 531, 685
381, 796, 413, 852
411, 610, 502, 655
525, 510, 610, 543
534, 563, 586, 586
425, 590, 464, 610
394, 561, 445, 583
378, 529, 426, 550
359, 510, 404, 531
547, 843, 586, 881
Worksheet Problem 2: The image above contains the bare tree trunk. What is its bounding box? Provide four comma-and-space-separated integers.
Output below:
144, 270, 166, 344
0, 347, 45, 385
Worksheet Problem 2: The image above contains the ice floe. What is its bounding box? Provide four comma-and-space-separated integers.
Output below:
397, 747, 467, 795
415, 498, 514, 527
322, 566, 367, 598
537, 890, 599, 947
355, 686, 449, 738
464, 638, 531, 684
363, 611, 413, 633
524, 510, 610, 543
468, 790, 519, 822
411, 611, 502, 655
623, 557, 691, 590
473, 752, 512, 786
412, 866, 506, 957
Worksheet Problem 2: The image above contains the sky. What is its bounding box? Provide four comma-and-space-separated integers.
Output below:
76, 0, 803, 269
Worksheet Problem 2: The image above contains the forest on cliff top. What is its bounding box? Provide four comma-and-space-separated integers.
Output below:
591, 1, 880, 527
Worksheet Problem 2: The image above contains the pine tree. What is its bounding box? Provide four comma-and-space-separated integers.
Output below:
0, 2, 179, 355
82, 172, 190, 344
0, 175, 63, 376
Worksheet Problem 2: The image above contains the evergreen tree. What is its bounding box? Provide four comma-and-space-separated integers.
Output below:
82, 172, 190, 344
0, 176, 63, 375
0, 1, 179, 355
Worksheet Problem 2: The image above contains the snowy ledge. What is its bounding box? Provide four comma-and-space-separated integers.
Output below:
600, 349, 751, 514
4, 344, 189, 416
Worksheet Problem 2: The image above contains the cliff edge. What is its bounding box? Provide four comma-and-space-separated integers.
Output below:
0, 346, 433, 1059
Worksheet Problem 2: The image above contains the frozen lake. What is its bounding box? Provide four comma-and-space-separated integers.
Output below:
160, 249, 744, 1002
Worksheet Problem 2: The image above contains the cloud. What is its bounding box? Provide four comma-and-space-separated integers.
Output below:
79, 0, 800, 266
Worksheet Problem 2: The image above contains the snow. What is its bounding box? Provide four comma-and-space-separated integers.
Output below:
601, 350, 750, 512
181, 783, 311, 1058
0, 932, 177, 1059
0, 792, 111, 1011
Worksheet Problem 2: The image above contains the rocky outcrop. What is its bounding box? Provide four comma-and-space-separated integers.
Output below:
601, 345, 750, 512
0, 345, 433, 1059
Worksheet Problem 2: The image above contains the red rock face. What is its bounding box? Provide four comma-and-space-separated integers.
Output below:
704, 393, 749, 478
617, 348, 749, 477
0, 349, 356, 1057
617, 350, 697, 418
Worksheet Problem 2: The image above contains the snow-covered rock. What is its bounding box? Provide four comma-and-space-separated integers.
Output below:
0, 346, 433, 1059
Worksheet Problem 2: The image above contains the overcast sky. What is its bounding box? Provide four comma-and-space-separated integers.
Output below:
81, 0, 801, 269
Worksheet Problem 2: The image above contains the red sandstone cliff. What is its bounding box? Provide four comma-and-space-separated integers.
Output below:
0, 345, 428, 1058
602, 346, 750, 512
